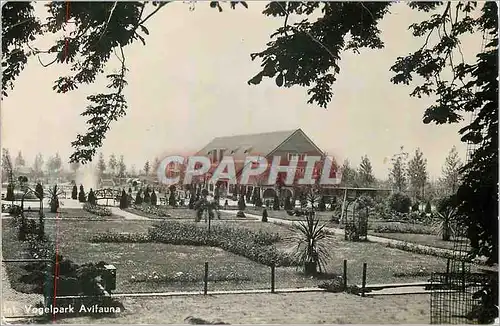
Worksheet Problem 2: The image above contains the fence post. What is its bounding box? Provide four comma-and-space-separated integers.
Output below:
445, 259, 450, 285
204, 262, 208, 295
343, 259, 347, 290
361, 263, 367, 297
461, 261, 466, 291
270, 264, 275, 293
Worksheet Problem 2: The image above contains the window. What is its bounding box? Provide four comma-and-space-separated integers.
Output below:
287, 153, 299, 161
300, 154, 308, 161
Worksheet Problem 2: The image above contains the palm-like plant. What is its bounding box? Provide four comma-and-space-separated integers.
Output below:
432, 206, 458, 241
293, 210, 331, 275
47, 184, 64, 213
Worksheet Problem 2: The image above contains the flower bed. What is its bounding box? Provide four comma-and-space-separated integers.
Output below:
83, 203, 112, 216
149, 221, 296, 267
90, 220, 296, 267
129, 270, 252, 284
130, 204, 171, 217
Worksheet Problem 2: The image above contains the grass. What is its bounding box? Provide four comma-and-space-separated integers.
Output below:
245, 207, 333, 221
52, 292, 431, 324
370, 232, 467, 250
125, 206, 247, 220
3, 207, 451, 298
44, 208, 122, 220
40, 218, 319, 293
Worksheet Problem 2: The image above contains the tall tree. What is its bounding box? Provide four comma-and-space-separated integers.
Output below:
70, 161, 80, 174
340, 159, 357, 187
33, 153, 44, 179
407, 148, 428, 200
389, 146, 408, 192
152, 157, 161, 178
118, 155, 126, 178
2, 1, 247, 163
46, 153, 62, 177
441, 146, 463, 195
97, 153, 106, 177
2, 149, 14, 183
108, 154, 117, 176
14, 151, 25, 168
144, 161, 150, 176
357, 155, 375, 187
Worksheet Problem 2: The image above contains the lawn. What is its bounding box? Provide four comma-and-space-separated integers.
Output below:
125, 206, 248, 220
245, 206, 333, 221
52, 292, 431, 324
369, 232, 467, 250
41, 218, 319, 293
43, 208, 123, 220
3, 207, 449, 297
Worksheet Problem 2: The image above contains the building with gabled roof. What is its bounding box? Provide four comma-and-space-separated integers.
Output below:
194, 128, 331, 199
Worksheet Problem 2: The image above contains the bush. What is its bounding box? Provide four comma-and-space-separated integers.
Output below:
388, 192, 411, 213
262, 208, 268, 222
148, 221, 294, 266
131, 204, 170, 218
90, 232, 150, 243
272, 195, 280, 210
87, 189, 97, 205
372, 222, 434, 234
254, 196, 263, 208
411, 202, 420, 212
78, 185, 86, 202
6, 183, 14, 201
151, 190, 157, 206
135, 190, 143, 205
71, 185, 78, 200
83, 203, 112, 216
144, 188, 151, 204
425, 201, 432, 213
119, 190, 128, 209
237, 195, 246, 211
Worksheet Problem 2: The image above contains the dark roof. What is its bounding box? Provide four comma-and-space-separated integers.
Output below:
196, 129, 299, 162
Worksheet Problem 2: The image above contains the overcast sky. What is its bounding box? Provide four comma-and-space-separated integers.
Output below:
2, 1, 481, 179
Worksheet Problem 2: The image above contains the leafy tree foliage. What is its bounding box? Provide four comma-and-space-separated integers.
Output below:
357, 155, 375, 187
2, 148, 14, 183
2, 1, 247, 163
440, 146, 463, 195
118, 155, 127, 178
407, 148, 428, 200
15, 151, 25, 168
143, 161, 150, 176
389, 146, 408, 192
97, 153, 106, 176
33, 153, 44, 178
340, 159, 357, 187
108, 154, 117, 175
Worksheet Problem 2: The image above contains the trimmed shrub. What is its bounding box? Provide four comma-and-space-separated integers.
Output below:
150, 190, 157, 206
119, 190, 128, 209
262, 208, 268, 222
6, 183, 14, 201
87, 189, 97, 205
425, 201, 432, 213
71, 185, 78, 200
318, 196, 327, 211
411, 202, 420, 212
144, 188, 151, 204
388, 192, 411, 213
272, 194, 280, 210
78, 185, 86, 203
237, 195, 246, 211
135, 190, 143, 205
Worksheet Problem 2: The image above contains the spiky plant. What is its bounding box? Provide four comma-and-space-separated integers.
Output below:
432, 206, 458, 241
293, 211, 331, 275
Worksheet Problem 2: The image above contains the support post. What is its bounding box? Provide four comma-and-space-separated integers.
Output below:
361, 263, 367, 297
446, 259, 450, 285
271, 264, 275, 293
203, 262, 208, 295
343, 259, 348, 290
